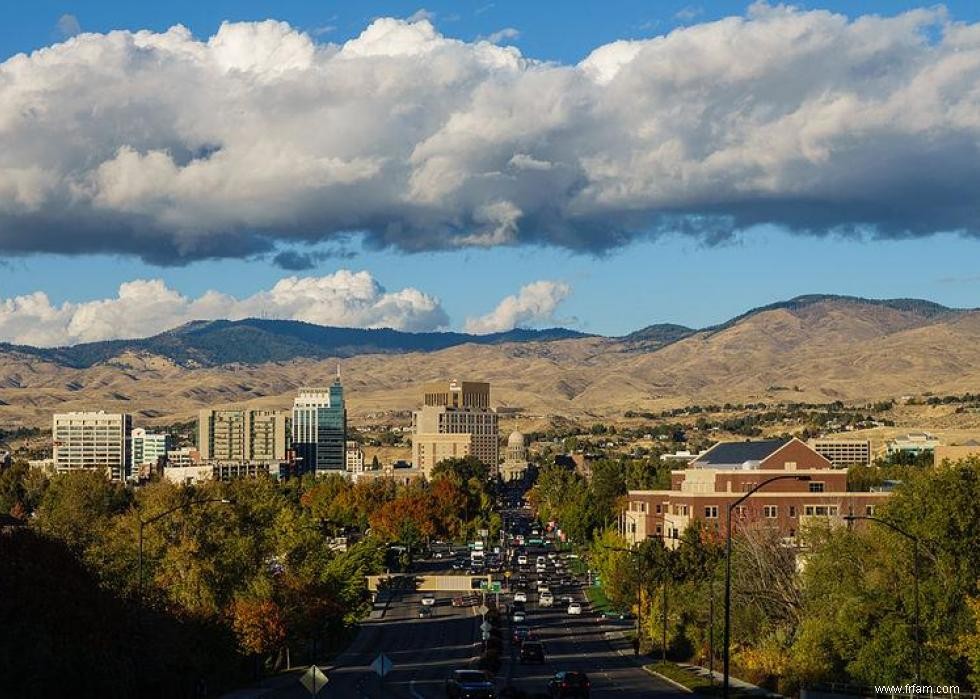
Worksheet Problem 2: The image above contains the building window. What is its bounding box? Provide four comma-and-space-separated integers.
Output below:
803, 505, 839, 517
789, 505, 796, 517
704, 506, 718, 519
763, 505, 778, 518
865, 505, 876, 516
655, 525, 662, 535
808, 482, 825, 493
655, 504, 661, 514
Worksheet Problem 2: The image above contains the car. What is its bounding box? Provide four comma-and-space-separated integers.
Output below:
517, 555, 528, 565
539, 592, 554, 607
537, 584, 550, 595
512, 626, 535, 645
547, 671, 590, 698
452, 561, 465, 570
511, 610, 526, 623
567, 602, 583, 615
513, 591, 528, 603
519, 641, 545, 664
511, 600, 526, 613
445, 669, 496, 699
434, 551, 445, 559
419, 605, 433, 619
421, 594, 436, 607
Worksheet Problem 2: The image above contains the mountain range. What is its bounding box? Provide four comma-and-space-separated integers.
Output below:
1, 294, 978, 428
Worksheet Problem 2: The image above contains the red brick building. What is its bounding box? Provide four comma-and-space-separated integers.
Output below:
620, 438, 890, 547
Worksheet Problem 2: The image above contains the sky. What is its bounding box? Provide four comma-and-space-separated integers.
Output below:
2, 1, 980, 346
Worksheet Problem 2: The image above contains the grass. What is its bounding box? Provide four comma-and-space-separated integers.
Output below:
643, 662, 767, 697
584, 583, 613, 612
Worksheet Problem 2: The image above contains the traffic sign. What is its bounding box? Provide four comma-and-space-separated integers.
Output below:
489, 581, 502, 593
370, 653, 394, 678
299, 665, 329, 696
480, 621, 492, 633
477, 604, 489, 616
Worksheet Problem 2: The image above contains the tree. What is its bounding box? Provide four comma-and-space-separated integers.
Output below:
33, 470, 130, 552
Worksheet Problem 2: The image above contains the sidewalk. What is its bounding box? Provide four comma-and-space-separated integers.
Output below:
603, 626, 779, 697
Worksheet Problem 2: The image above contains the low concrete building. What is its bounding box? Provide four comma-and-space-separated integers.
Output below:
934, 440, 980, 466
886, 432, 940, 456
808, 438, 872, 466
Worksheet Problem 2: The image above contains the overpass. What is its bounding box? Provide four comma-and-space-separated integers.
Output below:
366, 574, 493, 592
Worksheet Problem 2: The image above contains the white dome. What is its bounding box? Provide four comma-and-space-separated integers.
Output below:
507, 431, 525, 447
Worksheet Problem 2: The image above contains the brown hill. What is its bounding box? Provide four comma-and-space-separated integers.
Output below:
1, 297, 978, 429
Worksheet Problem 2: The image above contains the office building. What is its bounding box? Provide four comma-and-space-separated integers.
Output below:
132, 429, 171, 468
412, 379, 499, 478
886, 432, 940, 456
292, 374, 346, 474
934, 440, 980, 466
52, 411, 133, 482
808, 438, 871, 466
198, 409, 287, 461
621, 438, 890, 547
345, 441, 365, 474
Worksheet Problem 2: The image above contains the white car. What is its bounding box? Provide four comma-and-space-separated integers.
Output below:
567, 602, 583, 615
537, 584, 550, 595
512, 610, 526, 623
517, 555, 528, 565
539, 592, 554, 607
513, 591, 528, 603
420, 594, 436, 607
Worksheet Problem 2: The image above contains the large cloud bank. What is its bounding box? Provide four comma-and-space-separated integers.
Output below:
0, 271, 449, 346
3, 4, 980, 262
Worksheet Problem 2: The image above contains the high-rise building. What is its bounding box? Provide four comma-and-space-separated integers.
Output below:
197, 409, 287, 461
52, 411, 133, 482
132, 428, 171, 467
292, 374, 346, 475
412, 379, 499, 478
345, 441, 365, 474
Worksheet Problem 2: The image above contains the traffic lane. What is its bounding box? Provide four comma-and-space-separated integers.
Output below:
507, 596, 682, 698
376, 591, 482, 699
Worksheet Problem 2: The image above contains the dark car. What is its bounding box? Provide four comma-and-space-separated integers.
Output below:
446, 669, 496, 699
511, 626, 535, 645
419, 605, 433, 619
548, 671, 590, 698
519, 641, 545, 664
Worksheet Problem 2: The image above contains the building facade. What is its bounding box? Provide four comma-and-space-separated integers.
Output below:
292, 378, 346, 474
808, 438, 872, 466
500, 431, 529, 482
52, 411, 133, 482
621, 438, 890, 547
886, 432, 940, 456
345, 441, 365, 474
197, 409, 288, 462
412, 380, 499, 478
132, 429, 171, 467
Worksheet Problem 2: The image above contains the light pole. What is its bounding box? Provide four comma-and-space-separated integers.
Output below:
844, 513, 921, 684
660, 534, 720, 674
137, 497, 233, 610
723, 475, 811, 698
603, 544, 645, 656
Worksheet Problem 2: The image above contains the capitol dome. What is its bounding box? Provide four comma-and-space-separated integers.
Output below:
507, 431, 525, 447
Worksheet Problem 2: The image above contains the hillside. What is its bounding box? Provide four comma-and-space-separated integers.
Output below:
1, 295, 978, 428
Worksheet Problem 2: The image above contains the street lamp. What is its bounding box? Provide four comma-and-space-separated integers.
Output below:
603, 544, 645, 656
723, 475, 811, 698
844, 513, 921, 684
661, 534, 720, 677
137, 497, 234, 609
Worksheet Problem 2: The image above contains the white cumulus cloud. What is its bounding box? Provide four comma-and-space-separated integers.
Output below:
2, 6, 980, 262
464, 281, 571, 334
0, 271, 448, 347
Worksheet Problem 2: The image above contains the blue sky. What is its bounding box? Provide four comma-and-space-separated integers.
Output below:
1, 1, 980, 343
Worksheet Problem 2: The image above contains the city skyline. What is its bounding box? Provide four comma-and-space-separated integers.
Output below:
4, 2, 980, 342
